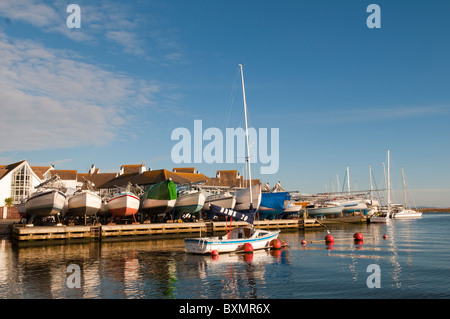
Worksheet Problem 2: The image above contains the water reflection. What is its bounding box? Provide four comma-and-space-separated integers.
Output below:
181, 249, 289, 299
1, 214, 450, 298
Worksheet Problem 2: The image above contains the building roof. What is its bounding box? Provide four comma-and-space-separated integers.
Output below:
78, 172, 118, 190
204, 169, 260, 188
99, 169, 209, 189
173, 167, 196, 173
50, 170, 78, 180
0, 160, 27, 180
30, 166, 53, 180
120, 164, 146, 175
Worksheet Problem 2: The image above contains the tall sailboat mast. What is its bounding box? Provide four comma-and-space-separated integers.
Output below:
387, 149, 391, 218
239, 64, 253, 207
402, 166, 407, 209
369, 164, 373, 203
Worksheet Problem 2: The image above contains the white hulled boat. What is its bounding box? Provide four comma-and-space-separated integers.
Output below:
185, 226, 280, 254
185, 64, 280, 254
25, 189, 66, 223
393, 208, 422, 218
67, 190, 102, 218
203, 192, 236, 210
173, 189, 206, 220
107, 191, 140, 220
392, 166, 422, 219
203, 192, 236, 220
234, 184, 262, 212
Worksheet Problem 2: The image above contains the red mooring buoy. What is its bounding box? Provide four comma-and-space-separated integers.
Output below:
243, 243, 254, 253
211, 250, 219, 257
301, 240, 307, 246
271, 239, 282, 249
353, 232, 364, 241
325, 234, 334, 243
383, 234, 388, 240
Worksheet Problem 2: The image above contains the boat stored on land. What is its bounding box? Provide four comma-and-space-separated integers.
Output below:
107, 192, 140, 220
173, 189, 206, 220
25, 189, 66, 221
67, 190, 102, 218
141, 179, 177, 219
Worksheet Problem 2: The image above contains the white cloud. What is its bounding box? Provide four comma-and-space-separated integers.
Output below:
0, 34, 160, 152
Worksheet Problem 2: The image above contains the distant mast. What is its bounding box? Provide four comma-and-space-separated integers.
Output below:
239, 63, 253, 208
402, 166, 407, 209
387, 149, 391, 218
346, 166, 351, 195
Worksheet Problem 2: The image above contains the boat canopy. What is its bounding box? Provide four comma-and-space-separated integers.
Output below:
260, 192, 291, 210
143, 179, 177, 200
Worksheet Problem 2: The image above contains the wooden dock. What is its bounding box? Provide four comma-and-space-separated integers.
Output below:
10, 219, 311, 243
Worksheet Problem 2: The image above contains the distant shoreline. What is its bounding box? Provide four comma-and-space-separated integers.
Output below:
417, 208, 450, 213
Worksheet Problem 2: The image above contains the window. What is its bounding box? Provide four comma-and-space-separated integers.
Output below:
11, 165, 32, 204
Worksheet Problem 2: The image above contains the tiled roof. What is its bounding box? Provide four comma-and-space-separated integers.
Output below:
30, 166, 52, 180
50, 170, 78, 180
78, 172, 118, 190
99, 169, 209, 189
173, 167, 196, 173
0, 160, 26, 180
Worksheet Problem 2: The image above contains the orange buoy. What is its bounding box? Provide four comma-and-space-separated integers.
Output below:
271, 239, 282, 249
325, 234, 334, 243
353, 232, 363, 241
301, 240, 307, 246
383, 234, 388, 240
243, 243, 254, 253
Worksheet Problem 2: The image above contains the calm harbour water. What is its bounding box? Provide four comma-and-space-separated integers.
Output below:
1, 213, 449, 299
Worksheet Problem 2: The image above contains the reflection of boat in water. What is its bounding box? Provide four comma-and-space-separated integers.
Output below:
185, 226, 280, 254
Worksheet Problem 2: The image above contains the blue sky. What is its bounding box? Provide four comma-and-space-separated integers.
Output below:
0, 0, 449, 206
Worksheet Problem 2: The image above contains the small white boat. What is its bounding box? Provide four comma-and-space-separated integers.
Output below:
279, 201, 303, 218
107, 192, 140, 218
203, 192, 236, 220
203, 192, 236, 210
393, 166, 422, 219
306, 204, 343, 218
184, 226, 280, 254
68, 190, 102, 217
393, 208, 422, 218
173, 189, 206, 220
369, 213, 390, 223
25, 189, 66, 218
234, 184, 262, 212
